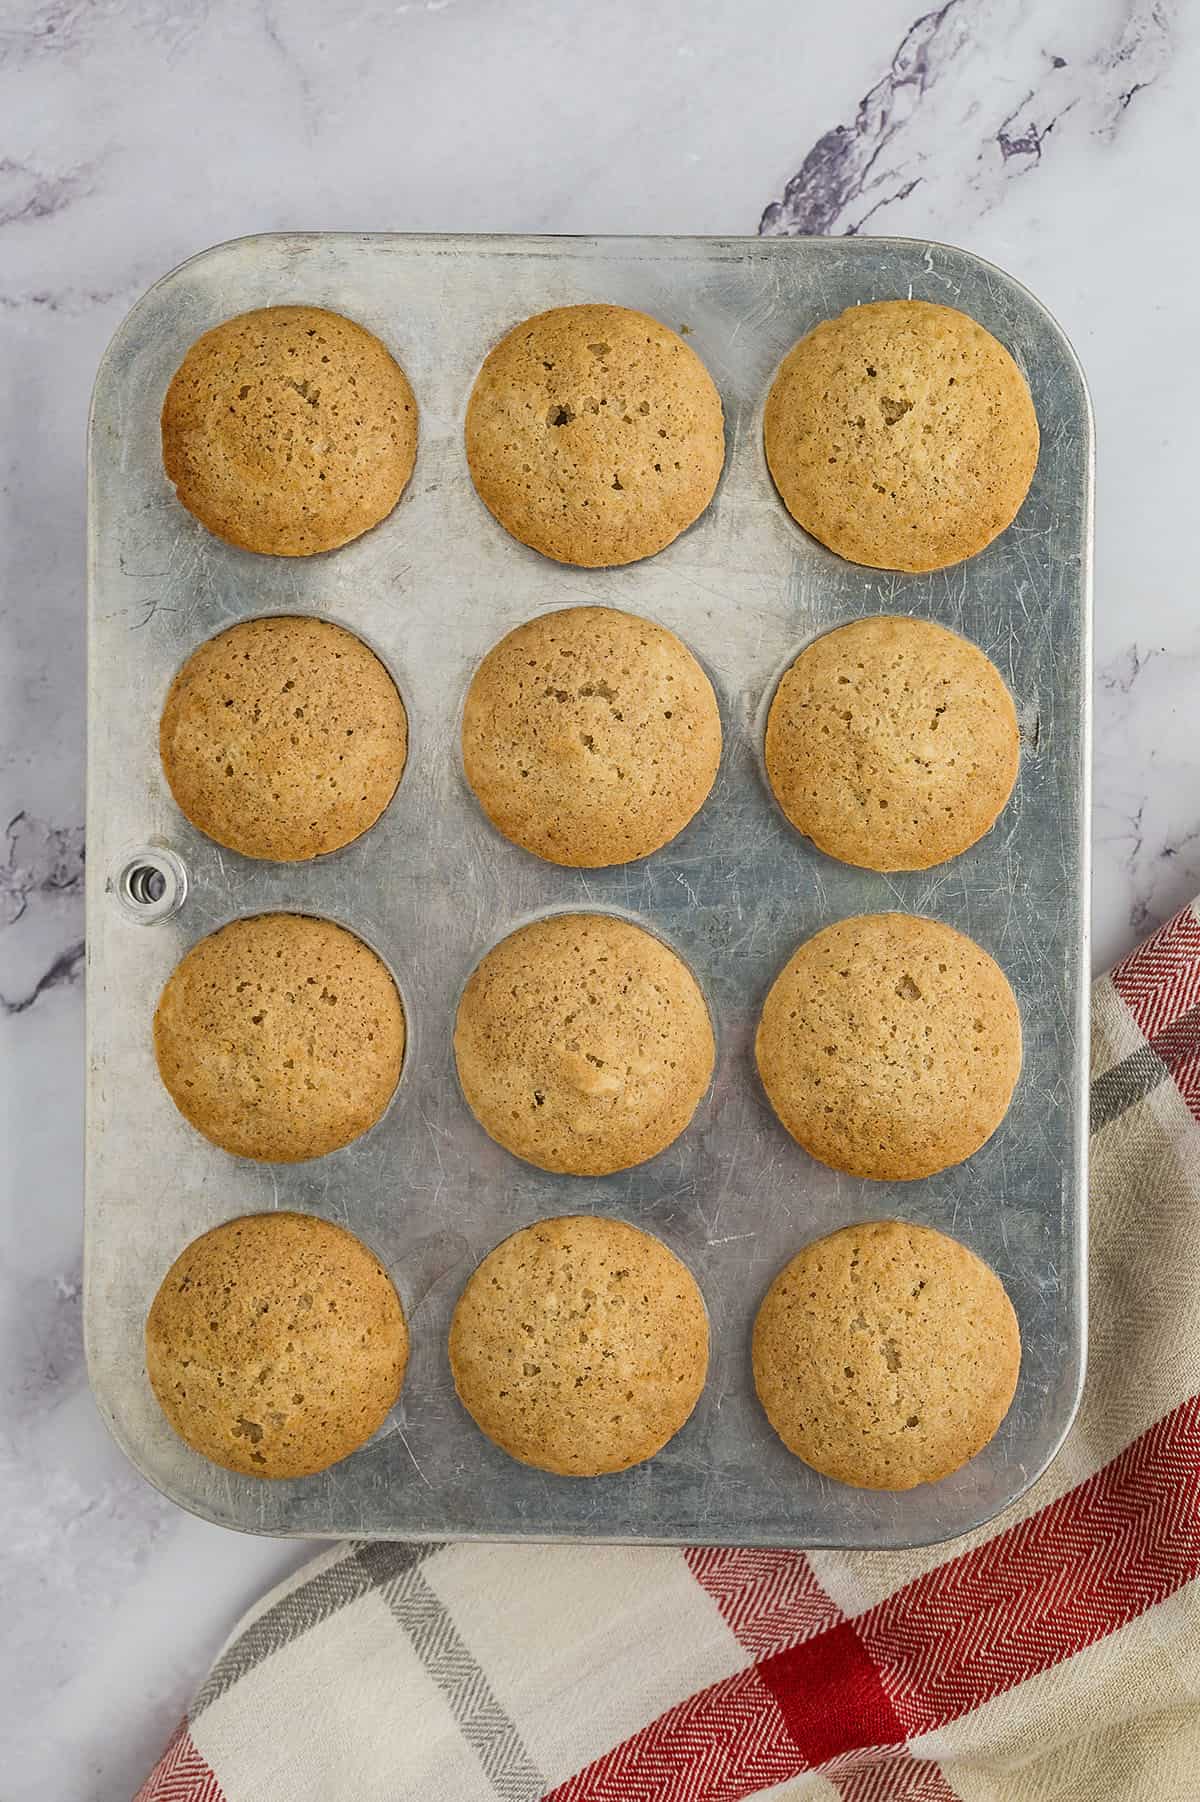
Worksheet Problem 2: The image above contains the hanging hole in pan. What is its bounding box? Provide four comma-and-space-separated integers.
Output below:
127, 865, 165, 904
114, 847, 187, 924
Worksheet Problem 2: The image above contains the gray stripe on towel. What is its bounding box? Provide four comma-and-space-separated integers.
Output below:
192, 1540, 439, 1716
380, 1561, 545, 1801
1091, 1044, 1169, 1136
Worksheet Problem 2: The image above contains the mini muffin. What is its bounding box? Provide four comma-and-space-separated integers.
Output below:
465, 303, 725, 566
454, 913, 714, 1175
161, 305, 418, 556
154, 913, 404, 1162
764, 300, 1039, 571
462, 606, 721, 866
753, 1220, 1020, 1490
160, 615, 408, 861
449, 1214, 708, 1475
756, 913, 1021, 1181
146, 1211, 408, 1478
765, 616, 1018, 871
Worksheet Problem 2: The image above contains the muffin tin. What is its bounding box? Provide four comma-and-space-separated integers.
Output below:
85, 232, 1092, 1548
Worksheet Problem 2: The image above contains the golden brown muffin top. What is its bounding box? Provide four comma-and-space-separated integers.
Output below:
450, 1214, 708, 1475
753, 1219, 1020, 1490
161, 305, 417, 556
465, 303, 724, 566
764, 299, 1038, 572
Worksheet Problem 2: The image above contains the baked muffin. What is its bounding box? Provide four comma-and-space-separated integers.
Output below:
756, 912, 1021, 1180
764, 615, 1018, 870
161, 305, 417, 555
160, 615, 407, 860
753, 1220, 1020, 1489
454, 912, 714, 1175
154, 913, 404, 1161
462, 605, 721, 866
146, 1211, 408, 1478
764, 300, 1038, 571
465, 303, 724, 565
449, 1214, 708, 1475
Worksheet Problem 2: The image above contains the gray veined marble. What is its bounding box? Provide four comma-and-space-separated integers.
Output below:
0, 814, 85, 1013
760, 0, 1175, 239
2, 0, 1199, 1796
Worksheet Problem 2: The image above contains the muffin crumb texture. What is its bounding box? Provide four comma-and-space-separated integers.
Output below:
145, 1211, 408, 1479
154, 913, 405, 1162
161, 304, 418, 556
160, 615, 407, 861
463, 605, 721, 866
449, 1214, 709, 1475
765, 615, 1019, 871
465, 303, 725, 566
764, 299, 1039, 571
454, 912, 714, 1175
756, 912, 1021, 1180
753, 1219, 1020, 1489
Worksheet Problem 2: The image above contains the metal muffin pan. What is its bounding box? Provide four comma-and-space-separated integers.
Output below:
85, 232, 1092, 1547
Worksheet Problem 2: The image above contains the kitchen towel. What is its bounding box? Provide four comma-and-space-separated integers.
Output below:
134, 900, 1200, 1802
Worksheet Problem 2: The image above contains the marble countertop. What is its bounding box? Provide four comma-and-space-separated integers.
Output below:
2, 1, 1196, 1795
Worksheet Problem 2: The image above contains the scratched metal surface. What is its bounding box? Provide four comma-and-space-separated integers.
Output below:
84, 234, 1091, 1547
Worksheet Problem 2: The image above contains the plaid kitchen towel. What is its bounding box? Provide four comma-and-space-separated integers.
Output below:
135, 902, 1200, 1802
